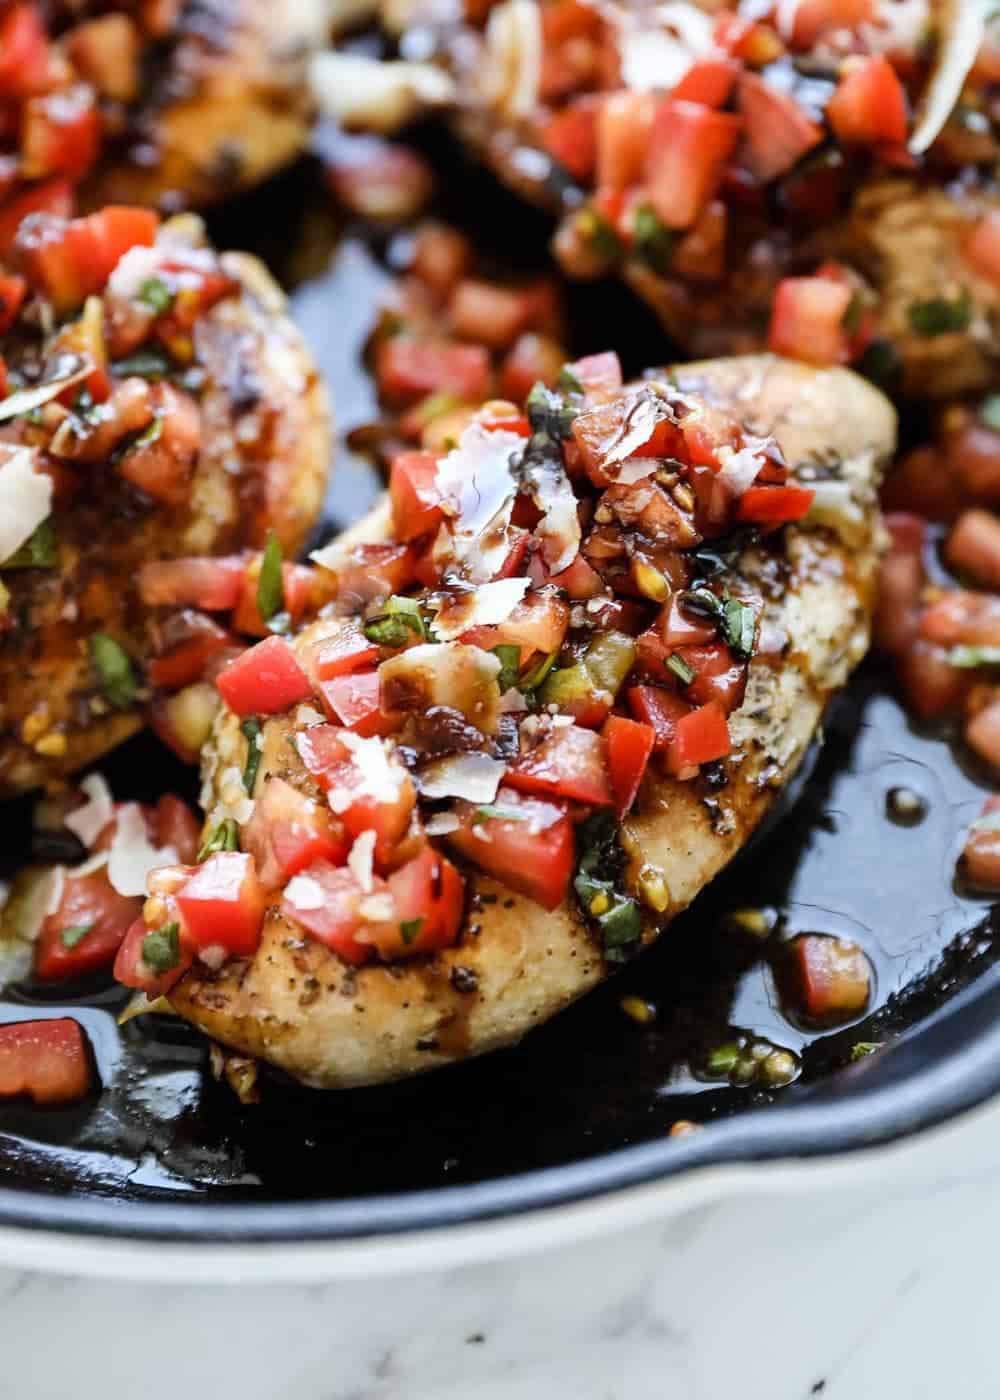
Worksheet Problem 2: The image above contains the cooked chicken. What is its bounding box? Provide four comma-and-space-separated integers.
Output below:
1, 0, 330, 221
0, 210, 331, 794
322, 0, 1000, 398
154, 352, 895, 1088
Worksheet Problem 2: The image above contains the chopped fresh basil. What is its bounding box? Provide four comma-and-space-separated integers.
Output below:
4, 518, 57, 570
666, 653, 695, 685
981, 395, 1000, 433
907, 290, 972, 337
574, 811, 642, 963
633, 204, 674, 275
722, 597, 756, 659
577, 207, 622, 261
399, 917, 424, 946
849, 1041, 881, 1062
89, 633, 137, 709
473, 804, 528, 825
197, 817, 239, 862
599, 897, 642, 949
948, 645, 1000, 668
111, 350, 172, 381
557, 365, 584, 396
705, 1042, 740, 1076
241, 717, 262, 794
491, 643, 521, 693
519, 650, 558, 694
525, 382, 577, 440
856, 338, 902, 391
841, 292, 863, 335
128, 414, 163, 453
138, 277, 175, 315
364, 596, 426, 648
142, 922, 181, 973
256, 529, 284, 623
679, 588, 722, 622
59, 922, 94, 949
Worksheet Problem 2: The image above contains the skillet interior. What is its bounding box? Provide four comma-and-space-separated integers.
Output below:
0, 140, 997, 1238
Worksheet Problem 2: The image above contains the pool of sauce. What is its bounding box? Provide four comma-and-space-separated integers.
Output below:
0, 138, 996, 1204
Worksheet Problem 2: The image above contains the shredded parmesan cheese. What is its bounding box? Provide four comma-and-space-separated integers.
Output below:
65, 773, 115, 849
431, 578, 530, 641
347, 830, 377, 893
0, 446, 53, 565
285, 874, 326, 910
107, 804, 179, 898
416, 753, 507, 803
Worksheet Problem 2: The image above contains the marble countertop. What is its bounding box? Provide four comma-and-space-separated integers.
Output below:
4, 1092, 1000, 1399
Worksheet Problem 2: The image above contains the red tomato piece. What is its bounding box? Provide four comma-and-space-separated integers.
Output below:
737, 73, 823, 182
966, 700, 1000, 769
661, 595, 718, 647
627, 685, 692, 748
596, 91, 654, 191
0, 177, 73, 258
231, 560, 315, 638
500, 331, 566, 402
15, 205, 158, 312
215, 636, 314, 716
148, 613, 231, 691
280, 860, 375, 964
785, 934, 872, 1024
0, 272, 26, 334
311, 623, 381, 681
295, 725, 416, 867
507, 724, 614, 806
368, 845, 466, 959
645, 100, 742, 230
736, 482, 815, 525
540, 101, 599, 182
34, 872, 141, 980
675, 642, 748, 713
447, 788, 575, 910
962, 797, 1000, 889
787, 0, 873, 47
114, 915, 195, 997
0, 1018, 92, 1106
174, 852, 267, 956
0, 6, 52, 100
319, 670, 393, 737
896, 638, 969, 719
603, 714, 655, 817
154, 794, 201, 864
337, 542, 419, 604
138, 555, 247, 611
946, 509, 1000, 590
963, 211, 1000, 286
874, 513, 925, 656
242, 776, 349, 889
825, 55, 908, 147
768, 276, 852, 366
20, 86, 101, 181
376, 337, 491, 404
920, 590, 1000, 647
448, 279, 532, 351
666, 700, 731, 773
673, 57, 739, 108
389, 450, 445, 541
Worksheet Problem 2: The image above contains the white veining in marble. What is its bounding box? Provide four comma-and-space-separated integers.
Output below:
4, 1094, 1000, 1398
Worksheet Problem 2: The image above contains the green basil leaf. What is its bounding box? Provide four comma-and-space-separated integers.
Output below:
138, 277, 175, 315
4, 518, 57, 570
89, 633, 137, 709
491, 643, 521, 693
722, 597, 756, 659
948, 645, 1000, 668
633, 204, 674, 275
519, 650, 558, 693
59, 922, 94, 949
666, 653, 695, 685
400, 917, 424, 946
525, 382, 577, 440
142, 922, 181, 973
111, 350, 172, 381
256, 529, 284, 623
473, 804, 528, 825
907, 290, 972, 336
241, 717, 262, 794
197, 817, 239, 862
557, 365, 583, 396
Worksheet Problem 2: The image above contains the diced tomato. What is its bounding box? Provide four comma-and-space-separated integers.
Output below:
337, 542, 419, 604
595, 91, 653, 191
280, 860, 375, 964
768, 276, 852, 366
784, 933, 871, 1024
0, 6, 52, 100
674, 642, 747, 713
673, 56, 739, 108
114, 914, 195, 997
66, 13, 141, 103
448, 788, 574, 910
0, 177, 73, 258
174, 852, 267, 957
944, 414, 1000, 506
945, 509, 1000, 590
547, 551, 605, 598
448, 279, 532, 351
492, 526, 532, 580
896, 638, 969, 718
736, 482, 815, 526
962, 797, 1000, 889
231, 560, 315, 638
34, 871, 141, 980
507, 724, 613, 806
149, 612, 231, 690
216, 636, 314, 716
311, 624, 381, 681
645, 100, 742, 230
661, 595, 718, 647
500, 332, 566, 403
963, 211, 1000, 286
665, 700, 731, 773
0, 272, 26, 335
16, 206, 159, 313
296, 725, 416, 867
242, 776, 349, 889
966, 699, 1000, 769
0, 1018, 92, 1106
153, 793, 201, 864
566, 351, 623, 397
319, 670, 393, 737
376, 337, 491, 404
368, 845, 466, 958
787, 0, 872, 47
880, 444, 966, 522
603, 714, 655, 818
627, 685, 692, 748
410, 221, 472, 299
20, 86, 101, 181
139, 555, 247, 611
460, 591, 570, 663
874, 513, 925, 656
390, 450, 445, 541
921, 590, 1000, 647
737, 73, 822, 182
540, 100, 599, 182
825, 55, 908, 148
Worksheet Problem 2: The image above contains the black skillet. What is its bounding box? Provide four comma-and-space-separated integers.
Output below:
0, 134, 997, 1244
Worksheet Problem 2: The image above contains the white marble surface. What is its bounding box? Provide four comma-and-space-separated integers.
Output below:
4, 1093, 1000, 1398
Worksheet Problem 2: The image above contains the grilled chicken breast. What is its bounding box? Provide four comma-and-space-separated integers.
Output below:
0, 212, 330, 795
168, 353, 895, 1088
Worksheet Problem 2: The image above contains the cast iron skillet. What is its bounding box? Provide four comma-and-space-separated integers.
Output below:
0, 140, 997, 1244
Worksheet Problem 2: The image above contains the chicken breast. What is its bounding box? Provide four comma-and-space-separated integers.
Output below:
326, 0, 1000, 399
0, 211, 331, 794
2, 0, 329, 220
166, 353, 895, 1088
